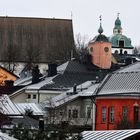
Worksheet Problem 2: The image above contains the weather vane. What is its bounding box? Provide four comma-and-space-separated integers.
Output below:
117, 12, 120, 18
99, 15, 102, 23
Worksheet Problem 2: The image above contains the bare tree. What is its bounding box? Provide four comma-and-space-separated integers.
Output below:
133, 46, 140, 55
74, 33, 89, 62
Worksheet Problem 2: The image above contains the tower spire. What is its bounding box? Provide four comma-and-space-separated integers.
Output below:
113, 13, 122, 34
117, 12, 120, 18
98, 15, 103, 34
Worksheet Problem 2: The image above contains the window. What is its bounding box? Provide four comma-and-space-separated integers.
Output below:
110, 107, 114, 123
122, 106, 128, 120
124, 51, 128, 54
115, 50, 118, 54
68, 109, 72, 118
86, 106, 92, 118
102, 107, 106, 123
59, 111, 63, 116
90, 47, 93, 52
33, 94, 36, 99
119, 40, 124, 48
27, 94, 31, 99
72, 109, 78, 118
104, 47, 109, 52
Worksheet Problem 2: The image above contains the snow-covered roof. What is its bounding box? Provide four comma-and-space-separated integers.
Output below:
14, 76, 32, 86
115, 61, 140, 73
97, 72, 140, 95
96, 62, 140, 96
0, 95, 21, 116
26, 75, 58, 90
44, 81, 99, 108
82, 129, 140, 140
15, 103, 45, 116
0, 132, 17, 140
57, 61, 69, 74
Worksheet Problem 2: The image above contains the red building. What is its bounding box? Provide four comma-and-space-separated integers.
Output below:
95, 62, 140, 130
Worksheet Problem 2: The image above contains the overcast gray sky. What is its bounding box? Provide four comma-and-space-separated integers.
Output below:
0, 0, 140, 46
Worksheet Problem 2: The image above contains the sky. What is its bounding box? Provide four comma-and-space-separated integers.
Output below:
0, 0, 140, 46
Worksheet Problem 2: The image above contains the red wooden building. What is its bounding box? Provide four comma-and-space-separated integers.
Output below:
95, 62, 140, 130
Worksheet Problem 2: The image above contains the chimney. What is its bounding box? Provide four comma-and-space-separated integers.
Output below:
5, 80, 14, 88
73, 84, 77, 94
48, 64, 57, 77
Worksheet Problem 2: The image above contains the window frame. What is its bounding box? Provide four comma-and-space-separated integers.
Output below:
72, 109, 78, 118
27, 94, 31, 99
86, 106, 92, 119
109, 106, 115, 123
122, 106, 128, 121
101, 106, 106, 123
33, 94, 36, 99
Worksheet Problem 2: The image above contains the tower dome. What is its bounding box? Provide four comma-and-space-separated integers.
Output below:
113, 13, 122, 34
115, 16, 121, 27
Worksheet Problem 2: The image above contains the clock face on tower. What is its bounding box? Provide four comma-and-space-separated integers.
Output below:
104, 47, 109, 52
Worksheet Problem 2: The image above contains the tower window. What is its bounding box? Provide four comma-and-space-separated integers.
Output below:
90, 47, 93, 52
119, 40, 124, 48
104, 47, 109, 52
124, 51, 127, 54
115, 50, 118, 54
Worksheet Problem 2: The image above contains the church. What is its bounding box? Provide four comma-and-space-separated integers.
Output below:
88, 14, 134, 70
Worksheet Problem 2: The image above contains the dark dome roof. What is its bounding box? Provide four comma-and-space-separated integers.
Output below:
92, 34, 109, 42
115, 17, 121, 27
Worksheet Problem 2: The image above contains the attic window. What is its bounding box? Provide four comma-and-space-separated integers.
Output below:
119, 40, 124, 48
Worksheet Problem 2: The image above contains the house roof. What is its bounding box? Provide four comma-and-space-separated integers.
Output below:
44, 81, 99, 108
12, 116, 39, 129
115, 61, 140, 73
82, 129, 140, 140
0, 132, 17, 140
24, 60, 101, 91
0, 65, 19, 78
15, 103, 45, 116
0, 95, 21, 116
41, 60, 101, 90
0, 16, 74, 63
97, 62, 140, 96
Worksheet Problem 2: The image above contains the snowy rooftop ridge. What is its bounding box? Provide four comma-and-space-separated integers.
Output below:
15, 103, 45, 116
44, 81, 99, 108
26, 75, 58, 90
0, 95, 21, 116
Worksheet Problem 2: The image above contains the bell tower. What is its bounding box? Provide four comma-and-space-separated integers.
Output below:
88, 16, 112, 69
113, 13, 122, 34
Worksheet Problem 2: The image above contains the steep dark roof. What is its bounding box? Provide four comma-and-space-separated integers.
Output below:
91, 34, 109, 42
0, 16, 74, 63
41, 60, 108, 90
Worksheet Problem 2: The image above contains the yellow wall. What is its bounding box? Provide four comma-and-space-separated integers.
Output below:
0, 67, 17, 86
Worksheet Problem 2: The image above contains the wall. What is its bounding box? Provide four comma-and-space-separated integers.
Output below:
96, 97, 140, 130
47, 97, 93, 126
89, 42, 112, 69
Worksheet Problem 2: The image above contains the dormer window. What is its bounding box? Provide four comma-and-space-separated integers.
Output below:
119, 40, 124, 48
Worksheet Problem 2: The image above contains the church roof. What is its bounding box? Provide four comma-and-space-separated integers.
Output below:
114, 16, 122, 29
90, 16, 109, 43
109, 34, 133, 48
92, 34, 109, 42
